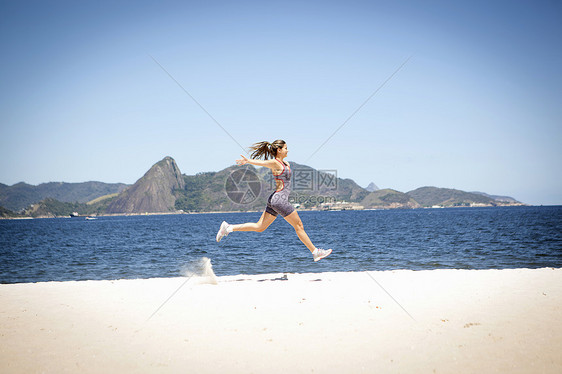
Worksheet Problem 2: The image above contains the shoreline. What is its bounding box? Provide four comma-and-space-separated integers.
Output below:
2, 268, 561, 373
1, 266, 559, 286
1, 204, 541, 220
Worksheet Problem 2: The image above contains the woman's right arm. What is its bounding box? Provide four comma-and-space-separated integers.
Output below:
236, 155, 278, 170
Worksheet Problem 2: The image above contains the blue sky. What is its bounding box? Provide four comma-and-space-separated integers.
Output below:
1, 0, 560, 205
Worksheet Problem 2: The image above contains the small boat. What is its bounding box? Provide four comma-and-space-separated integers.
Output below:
85, 216, 97, 220
69, 212, 80, 217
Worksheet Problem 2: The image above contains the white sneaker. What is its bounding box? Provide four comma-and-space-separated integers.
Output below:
312, 248, 332, 262
216, 221, 231, 242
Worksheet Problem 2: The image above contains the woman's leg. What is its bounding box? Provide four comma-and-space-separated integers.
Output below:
283, 211, 316, 253
230, 211, 277, 233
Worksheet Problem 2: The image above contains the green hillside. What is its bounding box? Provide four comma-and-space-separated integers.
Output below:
23, 196, 118, 217
0, 205, 21, 218
407, 187, 496, 207
0, 181, 128, 212
361, 189, 421, 209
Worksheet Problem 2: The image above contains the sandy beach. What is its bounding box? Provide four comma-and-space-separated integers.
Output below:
1, 268, 561, 373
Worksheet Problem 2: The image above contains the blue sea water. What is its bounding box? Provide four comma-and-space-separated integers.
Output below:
0, 206, 561, 284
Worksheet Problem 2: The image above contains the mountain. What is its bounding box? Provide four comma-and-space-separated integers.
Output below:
1, 157, 527, 217
470, 191, 521, 204
407, 187, 500, 207
0, 181, 128, 212
361, 189, 421, 209
24, 198, 94, 218
0, 205, 20, 218
365, 182, 380, 192
106, 156, 185, 214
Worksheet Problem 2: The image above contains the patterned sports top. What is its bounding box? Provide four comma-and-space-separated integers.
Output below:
273, 158, 291, 192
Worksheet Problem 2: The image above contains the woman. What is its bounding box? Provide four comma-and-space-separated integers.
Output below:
216, 139, 332, 262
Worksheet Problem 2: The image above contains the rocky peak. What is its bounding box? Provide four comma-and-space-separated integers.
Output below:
143, 156, 185, 190
106, 156, 185, 214
366, 182, 380, 192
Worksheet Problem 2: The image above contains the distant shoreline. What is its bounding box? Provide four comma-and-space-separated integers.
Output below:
1, 204, 549, 220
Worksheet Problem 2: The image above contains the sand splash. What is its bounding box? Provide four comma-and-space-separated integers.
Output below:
181, 257, 218, 285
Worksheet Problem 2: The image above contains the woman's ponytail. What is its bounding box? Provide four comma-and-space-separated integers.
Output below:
249, 139, 286, 160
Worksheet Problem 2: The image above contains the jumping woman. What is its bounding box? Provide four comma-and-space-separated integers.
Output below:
216, 139, 332, 262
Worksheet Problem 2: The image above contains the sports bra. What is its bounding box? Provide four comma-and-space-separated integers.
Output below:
273, 158, 291, 192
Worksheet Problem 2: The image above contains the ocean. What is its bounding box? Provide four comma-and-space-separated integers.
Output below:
1, 206, 561, 283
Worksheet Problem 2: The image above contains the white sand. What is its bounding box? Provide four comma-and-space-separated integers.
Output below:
1, 268, 561, 373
